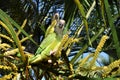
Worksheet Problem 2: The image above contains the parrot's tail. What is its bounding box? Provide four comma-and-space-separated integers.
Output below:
29, 54, 43, 64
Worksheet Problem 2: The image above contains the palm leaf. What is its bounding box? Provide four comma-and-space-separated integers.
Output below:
104, 0, 120, 58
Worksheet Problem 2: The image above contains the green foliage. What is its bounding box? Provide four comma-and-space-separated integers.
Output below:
104, 0, 120, 58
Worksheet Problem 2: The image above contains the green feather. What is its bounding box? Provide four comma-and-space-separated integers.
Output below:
29, 33, 62, 64
35, 33, 56, 55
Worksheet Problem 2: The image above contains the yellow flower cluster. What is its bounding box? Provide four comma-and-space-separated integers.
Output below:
90, 35, 109, 68
103, 59, 120, 77
0, 65, 12, 70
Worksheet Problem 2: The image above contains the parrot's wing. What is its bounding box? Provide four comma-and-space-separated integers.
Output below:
40, 38, 60, 55
35, 33, 56, 55
29, 35, 61, 64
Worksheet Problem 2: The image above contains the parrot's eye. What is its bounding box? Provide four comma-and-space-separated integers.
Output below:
59, 23, 64, 29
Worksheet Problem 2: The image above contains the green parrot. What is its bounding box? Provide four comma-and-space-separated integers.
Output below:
29, 18, 65, 64
35, 13, 60, 55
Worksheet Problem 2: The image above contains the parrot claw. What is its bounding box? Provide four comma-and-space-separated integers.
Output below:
48, 59, 52, 63
50, 50, 57, 56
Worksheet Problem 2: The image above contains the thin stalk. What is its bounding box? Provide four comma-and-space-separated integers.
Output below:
74, 0, 91, 46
